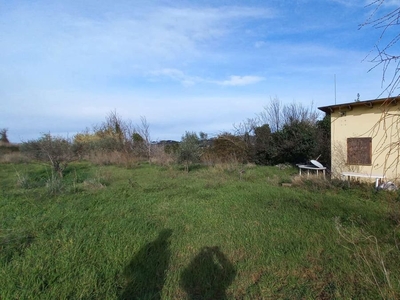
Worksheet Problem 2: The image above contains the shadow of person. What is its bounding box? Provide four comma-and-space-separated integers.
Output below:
181, 246, 236, 300
119, 229, 173, 300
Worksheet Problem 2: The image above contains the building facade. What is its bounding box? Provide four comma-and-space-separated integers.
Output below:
319, 97, 400, 182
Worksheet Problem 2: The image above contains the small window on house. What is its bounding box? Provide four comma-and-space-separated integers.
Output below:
347, 137, 372, 165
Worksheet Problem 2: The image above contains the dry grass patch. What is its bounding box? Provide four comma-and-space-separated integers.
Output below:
0, 152, 30, 164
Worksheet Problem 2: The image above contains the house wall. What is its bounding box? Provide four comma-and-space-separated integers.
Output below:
330, 102, 400, 182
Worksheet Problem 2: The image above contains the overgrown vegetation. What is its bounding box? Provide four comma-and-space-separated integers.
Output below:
1, 162, 400, 299
177, 131, 202, 172
4, 97, 331, 171
20, 133, 75, 178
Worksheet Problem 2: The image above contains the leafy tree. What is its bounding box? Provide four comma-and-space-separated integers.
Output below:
73, 129, 101, 159
211, 133, 248, 163
254, 99, 321, 165
132, 132, 144, 143
72, 112, 153, 165
254, 124, 272, 165
73, 112, 128, 159
93, 110, 128, 151
178, 132, 201, 172
21, 133, 75, 177
271, 120, 318, 165
163, 141, 180, 155
315, 114, 331, 168
199, 131, 208, 142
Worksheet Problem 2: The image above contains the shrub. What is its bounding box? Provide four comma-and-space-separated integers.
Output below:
20, 133, 75, 178
211, 133, 248, 164
178, 132, 201, 172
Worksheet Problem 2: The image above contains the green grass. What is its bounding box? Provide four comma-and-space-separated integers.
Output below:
1, 162, 400, 299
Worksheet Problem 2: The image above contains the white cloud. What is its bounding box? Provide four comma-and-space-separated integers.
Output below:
149, 69, 265, 87
218, 76, 265, 86
0, 3, 276, 95
148, 68, 199, 86
0, 5, 274, 66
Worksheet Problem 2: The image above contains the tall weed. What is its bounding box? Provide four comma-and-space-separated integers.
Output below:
335, 217, 400, 299
15, 171, 30, 189
45, 174, 63, 195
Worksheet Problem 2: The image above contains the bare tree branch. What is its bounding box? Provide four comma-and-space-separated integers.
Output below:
361, 0, 400, 96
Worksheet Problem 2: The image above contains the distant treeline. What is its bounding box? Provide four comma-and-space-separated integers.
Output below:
1, 98, 330, 174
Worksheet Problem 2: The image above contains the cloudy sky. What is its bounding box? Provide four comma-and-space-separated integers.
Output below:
1, 0, 398, 142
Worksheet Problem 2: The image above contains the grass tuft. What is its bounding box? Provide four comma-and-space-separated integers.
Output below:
45, 175, 63, 195
15, 171, 30, 189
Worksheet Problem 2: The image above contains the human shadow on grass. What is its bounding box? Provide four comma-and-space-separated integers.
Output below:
181, 246, 236, 300
119, 229, 172, 300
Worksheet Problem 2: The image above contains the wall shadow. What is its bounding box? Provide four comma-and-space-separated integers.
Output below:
119, 229, 172, 300
181, 246, 236, 300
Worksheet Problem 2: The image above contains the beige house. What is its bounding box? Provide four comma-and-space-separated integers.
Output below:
319, 97, 400, 184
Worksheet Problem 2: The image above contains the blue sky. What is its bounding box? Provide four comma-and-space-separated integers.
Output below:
1, 0, 398, 142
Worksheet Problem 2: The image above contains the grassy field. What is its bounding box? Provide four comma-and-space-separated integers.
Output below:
1, 161, 400, 299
